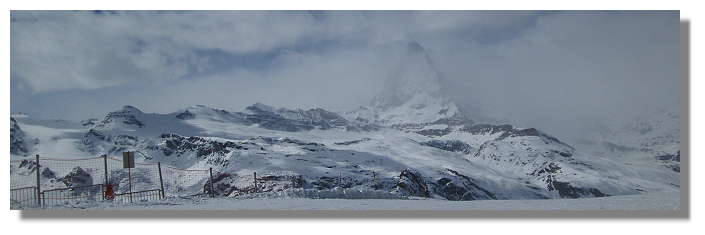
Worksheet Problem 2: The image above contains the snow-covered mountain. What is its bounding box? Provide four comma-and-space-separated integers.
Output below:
10, 41, 680, 202
571, 99, 681, 191
10, 116, 29, 156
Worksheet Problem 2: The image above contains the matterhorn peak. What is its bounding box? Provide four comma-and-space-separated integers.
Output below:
364, 41, 469, 125
406, 40, 426, 53
371, 40, 446, 109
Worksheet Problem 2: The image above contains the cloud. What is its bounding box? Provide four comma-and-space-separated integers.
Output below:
11, 11, 553, 94
430, 11, 680, 141
11, 10, 681, 145
10, 11, 202, 93
122, 43, 401, 115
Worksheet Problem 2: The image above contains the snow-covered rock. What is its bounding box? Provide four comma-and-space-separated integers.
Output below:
10, 117, 29, 156
9, 41, 679, 203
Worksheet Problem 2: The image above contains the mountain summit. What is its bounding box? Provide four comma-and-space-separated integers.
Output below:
371, 41, 444, 109
363, 41, 468, 126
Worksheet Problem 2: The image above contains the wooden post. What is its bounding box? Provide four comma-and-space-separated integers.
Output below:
35, 154, 41, 205
158, 162, 165, 198
339, 172, 342, 187
209, 168, 215, 198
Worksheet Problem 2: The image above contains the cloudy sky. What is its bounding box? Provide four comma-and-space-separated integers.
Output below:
10, 10, 680, 142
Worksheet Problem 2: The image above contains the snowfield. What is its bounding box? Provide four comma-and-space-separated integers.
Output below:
10, 41, 681, 212
16, 190, 680, 211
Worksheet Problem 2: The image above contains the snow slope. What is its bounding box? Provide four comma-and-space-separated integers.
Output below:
14, 190, 679, 210
9, 41, 679, 207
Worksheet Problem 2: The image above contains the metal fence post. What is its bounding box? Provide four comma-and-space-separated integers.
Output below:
128, 167, 133, 203
158, 162, 165, 198
103, 155, 108, 185
209, 167, 215, 198
254, 172, 258, 193
36, 154, 41, 205
103, 155, 108, 200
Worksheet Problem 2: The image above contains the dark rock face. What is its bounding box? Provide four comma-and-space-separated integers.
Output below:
85, 129, 108, 141
414, 128, 453, 137
60, 167, 93, 187
432, 114, 474, 126
15, 159, 57, 181
436, 179, 475, 201
420, 140, 472, 153
159, 133, 244, 159
345, 123, 382, 132
532, 164, 606, 198
658, 151, 680, 172
205, 172, 305, 197
60, 167, 99, 196
82, 129, 109, 152
18, 159, 39, 173
300, 108, 350, 130
444, 168, 497, 200
460, 124, 571, 148
251, 136, 323, 147
334, 138, 371, 146
81, 118, 100, 126
657, 151, 680, 162
175, 110, 196, 120
602, 142, 639, 153
42, 168, 56, 179
460, 124, 513, 136
675, 151, 681, 162
205, 173, 257, 197
113, 135, 138, 146
393, 169, 429, 198
528, 162, 606, 198
547, 178, 607, 198
10, 117, 29, 156
244, 104, 378, 132
245, 105, 307, 132
99, 105, 145, 128
392, 168, 498, 201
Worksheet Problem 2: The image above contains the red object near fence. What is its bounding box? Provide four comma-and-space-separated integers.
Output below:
105, 184, 116, 200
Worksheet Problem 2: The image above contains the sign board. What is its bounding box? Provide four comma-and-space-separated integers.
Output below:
122, 152, 135, 168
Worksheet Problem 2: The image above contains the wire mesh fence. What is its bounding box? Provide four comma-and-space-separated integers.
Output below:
10, 154, 310, 208
40, 184, 105, 206
10, 187, 38, 206
10, 155, 166, 207
207, 170, 298, 197
161, 165, 211, 196
114, 189, 163, 203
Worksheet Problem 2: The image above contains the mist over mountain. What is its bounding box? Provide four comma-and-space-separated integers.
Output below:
10, 41, 680, 202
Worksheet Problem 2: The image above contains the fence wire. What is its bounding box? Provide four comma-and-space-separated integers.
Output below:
11, 155, 349, 208
10, 187, 37, 206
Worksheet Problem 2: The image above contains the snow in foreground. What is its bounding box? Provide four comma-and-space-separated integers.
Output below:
19, 191, 679, 210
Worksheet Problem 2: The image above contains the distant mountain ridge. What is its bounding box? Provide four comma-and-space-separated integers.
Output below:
10, 41, 679, 201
